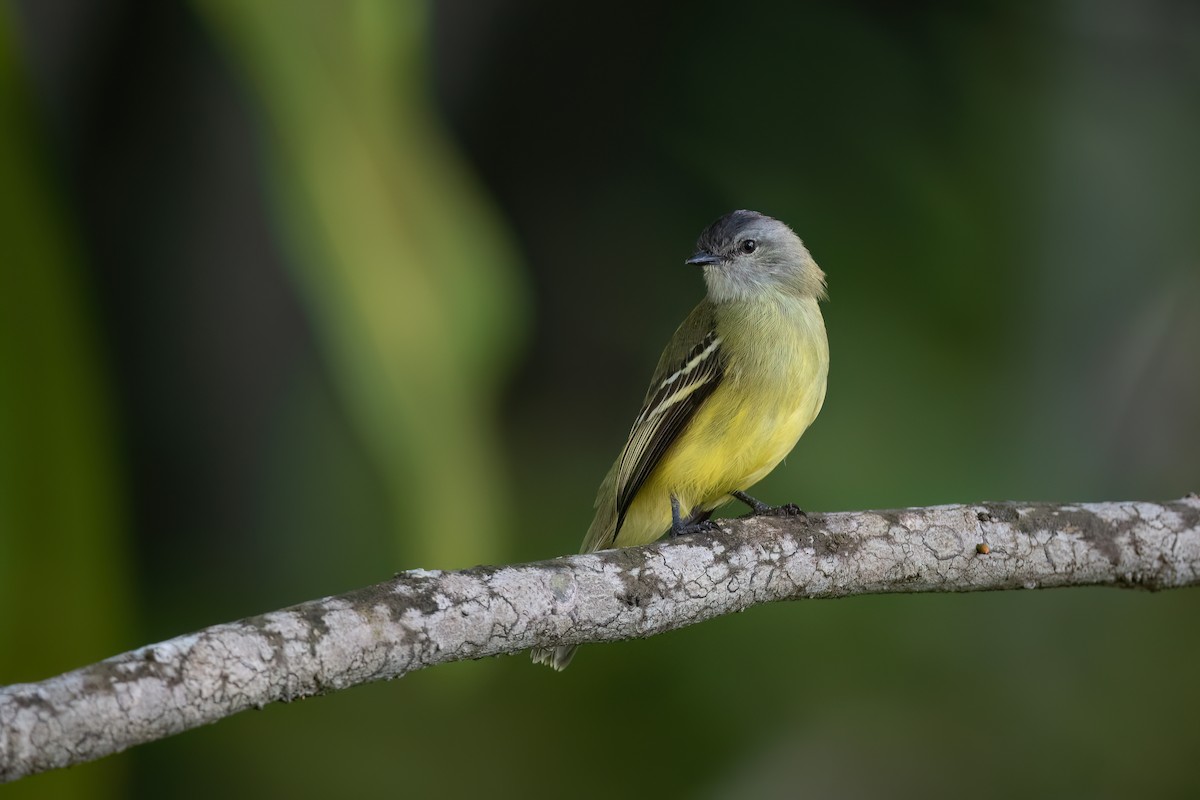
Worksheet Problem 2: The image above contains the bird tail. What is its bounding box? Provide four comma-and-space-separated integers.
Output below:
530, 645, 578, 671
530, 495, 617, 671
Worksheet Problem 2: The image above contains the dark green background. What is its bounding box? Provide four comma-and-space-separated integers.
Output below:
2, 1, 1198, 798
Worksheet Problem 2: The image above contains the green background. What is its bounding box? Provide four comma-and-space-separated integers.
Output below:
2, 1, 1198, 798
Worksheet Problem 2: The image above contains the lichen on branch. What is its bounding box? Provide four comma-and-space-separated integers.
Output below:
2, 497, 1198, 783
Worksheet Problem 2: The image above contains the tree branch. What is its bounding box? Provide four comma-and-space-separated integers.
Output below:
3, 497, 1198, 782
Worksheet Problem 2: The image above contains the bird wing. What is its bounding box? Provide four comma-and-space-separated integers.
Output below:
608, 301, 725, 539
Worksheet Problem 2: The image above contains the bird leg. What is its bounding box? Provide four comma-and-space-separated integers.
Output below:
731, 490, 806, 520
670, 495, 720, 538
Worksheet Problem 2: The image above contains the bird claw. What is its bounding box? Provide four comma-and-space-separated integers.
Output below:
767, 503, 806, 519
670, 519, 721, 538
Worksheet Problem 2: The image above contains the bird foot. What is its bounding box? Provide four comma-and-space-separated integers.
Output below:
732, 491, 807, 520
670, 518, 721, 538
761, 502, 807, 520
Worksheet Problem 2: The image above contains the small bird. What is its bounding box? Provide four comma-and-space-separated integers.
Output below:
532, 210, 829, 670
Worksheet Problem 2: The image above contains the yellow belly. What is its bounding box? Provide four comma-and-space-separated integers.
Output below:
612, 297, 828, 547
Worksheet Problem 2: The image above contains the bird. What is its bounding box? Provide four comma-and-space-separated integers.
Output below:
532, 210, 829, 670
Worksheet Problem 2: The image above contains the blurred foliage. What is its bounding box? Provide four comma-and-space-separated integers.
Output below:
195, 0, 527, 569
2, 0, 1199, 798
0, 7, 131, 799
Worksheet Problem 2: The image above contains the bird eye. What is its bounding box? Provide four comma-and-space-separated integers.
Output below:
739, 239, 758, 254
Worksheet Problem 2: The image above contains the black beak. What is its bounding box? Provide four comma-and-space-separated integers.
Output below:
685, 251, 721, 266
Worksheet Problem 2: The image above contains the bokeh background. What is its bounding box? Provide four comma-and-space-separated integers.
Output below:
2, 1, 1199, 797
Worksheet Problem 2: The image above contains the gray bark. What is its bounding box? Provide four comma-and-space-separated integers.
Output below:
3, 497, 1198, 782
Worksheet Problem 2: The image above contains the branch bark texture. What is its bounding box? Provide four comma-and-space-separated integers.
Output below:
3, 497, 1198, 782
